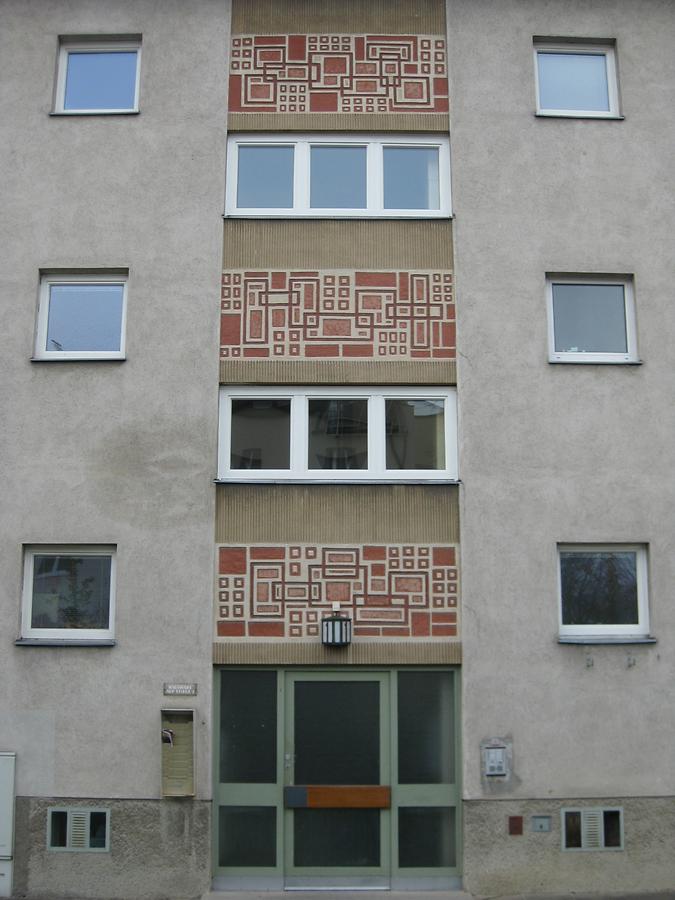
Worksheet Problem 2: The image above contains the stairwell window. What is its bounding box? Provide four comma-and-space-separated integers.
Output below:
218, 386, 458, 481
226, 135, 450, 217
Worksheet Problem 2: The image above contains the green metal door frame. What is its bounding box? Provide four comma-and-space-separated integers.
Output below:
213, 666, 461, 891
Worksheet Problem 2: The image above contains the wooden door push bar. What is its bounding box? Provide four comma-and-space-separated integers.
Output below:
284, 785, 391, 809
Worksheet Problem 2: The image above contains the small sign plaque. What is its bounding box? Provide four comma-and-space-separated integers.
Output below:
163, 683, 198, 697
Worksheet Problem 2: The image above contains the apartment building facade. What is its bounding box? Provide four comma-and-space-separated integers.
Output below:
1, 0, 674, 897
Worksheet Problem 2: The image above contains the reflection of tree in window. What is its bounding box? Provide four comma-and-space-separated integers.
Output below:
308, 399, 368, 470
560, 552, 638, 625
31, 555, 110, 629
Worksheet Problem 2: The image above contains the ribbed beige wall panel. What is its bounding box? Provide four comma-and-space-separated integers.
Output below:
212, 641, 461, 665
219, 359, 456, 385
215, 484, 459, 543
231, 0, 444, 34
228, 113, 449, 133
222, 220, 453, 268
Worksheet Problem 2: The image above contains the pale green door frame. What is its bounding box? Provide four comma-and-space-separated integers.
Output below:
213, 667, 461, 891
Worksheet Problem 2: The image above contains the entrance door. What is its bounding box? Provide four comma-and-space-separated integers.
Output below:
284, 672, 389, 888
214, 668, 459, 890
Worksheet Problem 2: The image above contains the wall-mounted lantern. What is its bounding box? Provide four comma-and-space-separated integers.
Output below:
321, 603, 352, 647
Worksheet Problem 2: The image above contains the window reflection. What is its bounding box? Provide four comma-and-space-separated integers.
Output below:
310, 146, 367, 208
237, 146, 294, 208
231, 398, 291, 469
308, 398, 368, 469
383, 147, 439, 209
386, 399, 445, 470
537, 52, 609, 112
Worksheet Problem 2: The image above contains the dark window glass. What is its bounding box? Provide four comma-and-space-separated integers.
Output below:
564, 811, 582, 848
237, 146, 294, 208
308, 398, 368, 470
399, 807, 456, 867
386, 399, 445, 470
220, 671, 277, 783
31, 555, 111, 630
294, 680, 379, 784
603, 810, 622, 847
64, 51, 138, 110
552, 283, 627, 353
398, 672, 454, 784
310, 146, 367, 208
230, 399, 291, 469
89, 812, 107, 848
218, 806, 276, 867
50, 811, 68, 847
46, 284, 124, 353
294, 809, 380, 867
560, 551, 638, 625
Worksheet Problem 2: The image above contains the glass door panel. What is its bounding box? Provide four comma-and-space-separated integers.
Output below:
284, 672, 390, 887
294, 680, 380, 784
215, 670, 282, 880
392, 670, 459, 887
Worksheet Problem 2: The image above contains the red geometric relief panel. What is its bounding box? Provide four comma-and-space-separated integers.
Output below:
229, 35, 448, 114
216, 544, 459, 640
221, 270, 455, 360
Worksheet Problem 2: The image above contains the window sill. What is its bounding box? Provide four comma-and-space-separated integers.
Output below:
215, 478, 460, 485
535, 112, 624, 120
548, 359, 642, 366
30, 357, 126, 364
558, 636, 656, 645
50, 110, 140, 117
15, 639, 117, 647
223, 213, 452, 220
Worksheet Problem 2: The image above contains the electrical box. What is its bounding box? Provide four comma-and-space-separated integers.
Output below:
484, 746, 507, 776
0, 753, 16, 899
0, 754, 15, 857
531, 815, 552, 833
161, 710, 195, 797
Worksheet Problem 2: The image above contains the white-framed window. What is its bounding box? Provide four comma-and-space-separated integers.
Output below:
534, 42, 619, 118
218, 386, 458, 482
55, 38, 141, 114
561, 808, 623, 851
557, 544, 649, 640
546, 276, 637, 364
225, 134, 451, 217
48, 808, 110, 852
21, 546, 116, 641
35, 274, 128, 360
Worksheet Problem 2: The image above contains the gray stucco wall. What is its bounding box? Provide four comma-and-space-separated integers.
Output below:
447, 0, 675, 889
0, 0, 229, 803
464, 797, 675, 896
13, 797, 210, 900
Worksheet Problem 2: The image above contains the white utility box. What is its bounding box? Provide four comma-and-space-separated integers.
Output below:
0, 753, 16, 898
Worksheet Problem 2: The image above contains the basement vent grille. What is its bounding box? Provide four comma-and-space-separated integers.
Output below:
47, 808, 110, 852
562, 807, 623, 851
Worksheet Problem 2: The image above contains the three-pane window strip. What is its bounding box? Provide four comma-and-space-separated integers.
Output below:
219, 389, 457, 481
227, 136, 450, 216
